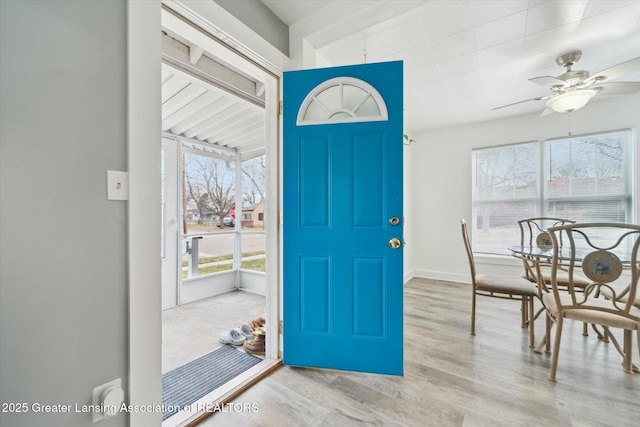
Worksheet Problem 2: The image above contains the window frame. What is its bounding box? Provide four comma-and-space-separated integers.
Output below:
296, 76, 388, 126
471, 129, 634, 255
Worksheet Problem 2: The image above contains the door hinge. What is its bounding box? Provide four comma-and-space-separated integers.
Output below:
279, 100, 283, 116
279, 210, 283, 225
278, 320, 283, 334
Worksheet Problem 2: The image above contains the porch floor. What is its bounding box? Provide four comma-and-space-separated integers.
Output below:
162, 290, 266, 373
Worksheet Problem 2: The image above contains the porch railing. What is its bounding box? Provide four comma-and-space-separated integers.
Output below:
182, 231, 265, 279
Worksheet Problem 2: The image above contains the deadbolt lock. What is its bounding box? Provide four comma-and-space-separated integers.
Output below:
389, 216, 400, 226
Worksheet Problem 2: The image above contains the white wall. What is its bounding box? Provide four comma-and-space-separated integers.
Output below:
403, 143, 415, 282
0, 1, 129, 426
213, 0, 289, 55
409, 93, 640, 284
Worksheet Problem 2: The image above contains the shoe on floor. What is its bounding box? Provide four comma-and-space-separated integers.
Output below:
248, 317, 266, 329
243, 334, 265, 355
239, 324, 254, 338
219, 328, 246, 346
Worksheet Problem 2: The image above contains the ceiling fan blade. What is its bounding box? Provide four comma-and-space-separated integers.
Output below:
585, 56, 640, 84
529, 76, 566, 87
591, 81, 640, 95
491, 94, 553, 111
540, 106, 555, 117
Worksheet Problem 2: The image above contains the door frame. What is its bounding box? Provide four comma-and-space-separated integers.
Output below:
129, 2, 282, 424
161, 1, 282, 359
161, 136, 180, 310
158, 3, 282, 358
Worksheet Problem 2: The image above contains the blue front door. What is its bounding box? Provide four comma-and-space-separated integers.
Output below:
283, 61, 403, 375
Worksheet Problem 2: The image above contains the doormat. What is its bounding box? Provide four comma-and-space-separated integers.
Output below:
161, 345, 262, 421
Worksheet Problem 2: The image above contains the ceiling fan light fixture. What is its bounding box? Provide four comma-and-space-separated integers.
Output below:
546, 89, 597, 113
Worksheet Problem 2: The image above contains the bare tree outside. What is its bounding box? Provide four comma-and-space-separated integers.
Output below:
474, 143, 537, 231
242, 155, 266, 206
183, 153, 235, 230
548, 136, 624, 182
182, 153, 267, 231
180, 151, 268, 274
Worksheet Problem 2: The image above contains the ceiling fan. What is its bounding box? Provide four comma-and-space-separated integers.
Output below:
493, 50, 640, 116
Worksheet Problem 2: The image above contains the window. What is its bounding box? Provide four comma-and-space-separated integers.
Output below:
297, 77, 388, 126
472, 130, 633, 255
179, 149, 268, 277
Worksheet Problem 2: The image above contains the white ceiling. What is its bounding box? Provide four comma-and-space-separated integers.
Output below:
162, 63, 266, 160
262, 0, 640, 134
161, 25, 269, 160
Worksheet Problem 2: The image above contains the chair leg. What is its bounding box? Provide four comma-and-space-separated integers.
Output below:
637, 329, 640, 371
550, 317, 563, 381
591, 323, 606, 341
623, 329, 632, 374
583, 322, 588, 336
520, 298, 527, 328
545, 312, 552, 355
471, 291, 476, 336
528, 297, 535, 348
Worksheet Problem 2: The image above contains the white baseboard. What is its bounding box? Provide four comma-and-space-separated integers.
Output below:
411, 269, 469, 284
403, 270, 416, 284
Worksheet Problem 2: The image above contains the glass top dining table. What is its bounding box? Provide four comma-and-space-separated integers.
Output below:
507, 245, 634, 264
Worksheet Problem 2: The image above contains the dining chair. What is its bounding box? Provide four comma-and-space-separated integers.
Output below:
598, 274, 640, 346
601, 286, 640, 309
542, 222, 640, 381
461, 219, 538, 347
517, 217, 593, 339
517, 217, 589, 286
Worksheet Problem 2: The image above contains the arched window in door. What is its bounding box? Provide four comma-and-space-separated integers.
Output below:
297, 77, 388, 126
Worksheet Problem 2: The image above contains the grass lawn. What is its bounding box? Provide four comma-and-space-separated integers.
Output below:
182, 251, 265, 267
182, 256, 266, 279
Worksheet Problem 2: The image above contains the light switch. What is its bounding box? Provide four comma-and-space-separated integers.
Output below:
107, 170, 129, 201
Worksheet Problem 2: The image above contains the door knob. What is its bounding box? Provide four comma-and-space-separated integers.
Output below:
389, 237, 401, 249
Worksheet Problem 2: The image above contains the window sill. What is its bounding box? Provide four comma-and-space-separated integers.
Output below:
474, 253, 522, 267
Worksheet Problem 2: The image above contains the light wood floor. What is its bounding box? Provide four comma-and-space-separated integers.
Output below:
198, 278, 639, 427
